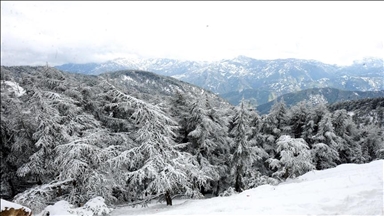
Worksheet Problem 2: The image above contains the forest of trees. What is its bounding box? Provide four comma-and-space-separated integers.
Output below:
1, 66, 383, 213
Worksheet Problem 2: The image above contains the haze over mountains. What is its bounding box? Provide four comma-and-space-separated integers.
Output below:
56, 56, 384, 108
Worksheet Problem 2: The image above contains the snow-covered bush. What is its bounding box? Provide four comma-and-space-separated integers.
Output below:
39, 197, 112, 216
13, 179, 74, 213
267, 135, 314, 180
40, 200, 75, 216
72, 197, 113, 216
311, 143, 339, 170
219, 187, 237, 197
243, 170, 279, 189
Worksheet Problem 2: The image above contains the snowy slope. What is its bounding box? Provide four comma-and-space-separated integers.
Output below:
110, 160, 383, 215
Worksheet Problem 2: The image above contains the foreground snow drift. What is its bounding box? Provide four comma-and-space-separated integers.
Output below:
112, 160, 383, 215
36, 197, 112, 216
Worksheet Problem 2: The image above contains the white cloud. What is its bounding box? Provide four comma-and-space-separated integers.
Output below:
1, 1, 383, 66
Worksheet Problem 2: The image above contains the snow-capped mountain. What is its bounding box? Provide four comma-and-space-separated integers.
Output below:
56, 58, 208, 76
255, 87, 384, 114
55, 56, 384, 105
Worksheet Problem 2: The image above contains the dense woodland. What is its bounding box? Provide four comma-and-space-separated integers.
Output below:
1, 66, 383, 213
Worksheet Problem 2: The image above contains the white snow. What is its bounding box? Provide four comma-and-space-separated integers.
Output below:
172, 74, 187, 79
37, 197, 113, 216
122, 75, 136, 83
39, 200, 77, 216
360, 77, 380, 90
32, 160, 384, 215
110, 160, 384, 215
308, 93, 328, 105
1, 199, 32, 213
1, 80, 26, 97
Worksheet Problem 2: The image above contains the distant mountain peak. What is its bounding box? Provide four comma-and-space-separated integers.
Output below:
352, 57, 384, 67
232, 55, 253, 62
55, 57, 384, 106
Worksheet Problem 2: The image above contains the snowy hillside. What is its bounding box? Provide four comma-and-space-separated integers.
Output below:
111, 160, 383, 215
37, 160, 383, 215
99, 70, 228, 107
2, 66, 383, 216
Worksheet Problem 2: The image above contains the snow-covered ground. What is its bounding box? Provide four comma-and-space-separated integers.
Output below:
111, 160, 384, 215
33, 160, 383, 215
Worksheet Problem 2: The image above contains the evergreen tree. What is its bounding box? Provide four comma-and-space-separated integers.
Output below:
301, 102, 329, 146
289, 101, 309, 139
358, 124, 384, 162
332, 110, 363, 163
54, 130, 128, 205
230, 101, 266, 192
288, 101, 328, 147
16, 89, 68, 183
260, 98, 291, 159
104, 81, 209, 206
167, 90, 191, 144
267, 135, 314, 180
1, 81, 36, 199
312, 112, 340, 169
185, 95, 231, 195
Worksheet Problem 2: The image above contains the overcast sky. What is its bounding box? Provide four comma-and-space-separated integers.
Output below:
1, 1, 383, 66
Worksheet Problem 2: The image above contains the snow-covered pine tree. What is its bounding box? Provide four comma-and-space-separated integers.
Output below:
311, 112, 340, 169
288, 101, 331, 150
167, 90, 192, 144
357, 124, 384, 162
16, 88, 68, 184
0, 80, 36, 199
267, 135, 314, 180
300, 102, 329, 147
185, 94, 231, 195
54, 130, 131, 205
248, 107, 263, 142
332, 109, 363, 163
9, 72, 140, 209
289, 101, 310, 139
103, 80, 209, 206
230, 101, 266, 192
12, 85, 109, 208
260, 98, 291, 160
247, 103, 273, 179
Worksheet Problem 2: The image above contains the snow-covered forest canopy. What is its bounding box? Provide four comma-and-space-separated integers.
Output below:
1, 66, 383, 214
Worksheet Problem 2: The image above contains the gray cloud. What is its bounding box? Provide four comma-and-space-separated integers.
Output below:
1, 1, 383, 66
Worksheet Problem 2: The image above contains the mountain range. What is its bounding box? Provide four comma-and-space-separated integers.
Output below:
255, 87, 384, 114
56, 56, 384, 106
99, 69, 229, 108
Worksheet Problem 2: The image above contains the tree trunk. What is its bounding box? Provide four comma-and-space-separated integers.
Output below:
235, 167, 243, 193
165, 191, 172, 206
8, 179, 16, 198
213, 180, 220, 196
283, 167, 290, 179
235, 173, 242, 193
